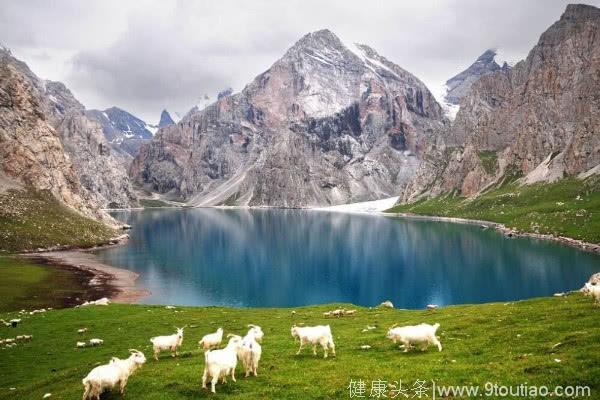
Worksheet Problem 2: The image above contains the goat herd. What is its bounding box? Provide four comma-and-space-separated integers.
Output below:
80, 313, 444, 399
9, 280, 596, 399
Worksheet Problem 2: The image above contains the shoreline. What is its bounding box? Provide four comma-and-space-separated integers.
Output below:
107, 203, 600, 255
385, 212, 600, 255
20, 237, 149, 304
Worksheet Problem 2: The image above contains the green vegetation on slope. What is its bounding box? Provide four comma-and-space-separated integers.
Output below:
0, 189, 116, 252
139, 198, 177, 208
477, 150, 498, 175
0, 257, 89, 312
0, 296, 598, 399
387, 176, 600, 243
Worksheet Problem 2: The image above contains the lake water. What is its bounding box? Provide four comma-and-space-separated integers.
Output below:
94, 208, 600, 308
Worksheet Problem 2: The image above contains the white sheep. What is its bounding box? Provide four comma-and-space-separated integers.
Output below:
150, 327, 185, 360
583, 282, 600, 304
386, 323, 442, 352
290, 325, 336, 358
198, 327, 223, 351
202, 334, 243, 393
89, 338, 104, 346
78, 328, 88, 334
77, 341, 87, 348
82, 349, 146, 400
237, 327, 262, 377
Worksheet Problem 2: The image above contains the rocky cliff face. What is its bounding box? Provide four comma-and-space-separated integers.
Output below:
86, 106, 155, 158
0, 47, 136, 215
131, 29, 448, 206
158, 109, 175, 128
445, 50, 508, 105
400, 4, 600, 202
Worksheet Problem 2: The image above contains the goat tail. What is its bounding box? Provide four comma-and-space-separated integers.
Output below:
82, 378, 91, 400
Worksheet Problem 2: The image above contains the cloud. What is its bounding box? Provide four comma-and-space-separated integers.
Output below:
1, 0, 597, 122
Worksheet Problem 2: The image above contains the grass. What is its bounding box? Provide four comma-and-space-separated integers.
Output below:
139, 198, 177, 208
477, 150, 498, 175
387, 176, 600, 243
0, 257, 89, 312
0, 296, 598, 399
0, 188, 116, 252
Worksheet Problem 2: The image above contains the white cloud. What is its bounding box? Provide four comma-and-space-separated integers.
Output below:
1, 0, 597, 123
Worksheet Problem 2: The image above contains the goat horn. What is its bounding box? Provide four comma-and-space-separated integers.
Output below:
129, 348, 141, 353
247, 324, 256, 328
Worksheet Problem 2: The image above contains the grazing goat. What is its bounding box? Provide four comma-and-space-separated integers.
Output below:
246, 324, 264, 343
89, 338, 104, 346
150, 327, 185, 360
81, 298, 110, 307
583, 282, 600, 304
82, 349, 146, 400
237, 327, 262, 377
386, 323, 442, 352
290, 325, 336, 358
198, 327, 223, 351
202, 334, 243, 393
380, 301, 394, 309
77, 341, 87, 348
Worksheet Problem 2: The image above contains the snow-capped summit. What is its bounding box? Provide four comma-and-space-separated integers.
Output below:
131, 28, 446, 207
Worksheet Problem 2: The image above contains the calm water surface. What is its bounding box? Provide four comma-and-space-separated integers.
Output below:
94, 209, 600, 308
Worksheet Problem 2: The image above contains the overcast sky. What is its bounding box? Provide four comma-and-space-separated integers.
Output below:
1, 0, 598, 123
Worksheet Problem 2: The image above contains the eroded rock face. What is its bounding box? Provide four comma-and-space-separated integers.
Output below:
0, 47, 135, 217
445, 50, 507, 106
131, 29, 448, 206
401, 4, 600, 202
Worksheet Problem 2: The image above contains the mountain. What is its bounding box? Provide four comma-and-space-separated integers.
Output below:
0, 47, 136, 217
131, 29, 447, 206
400, 4, 600, 202
158, 109, 175, 127
86, 106, 156, 157
218, 87, 233, 100
444, 49, 509, 105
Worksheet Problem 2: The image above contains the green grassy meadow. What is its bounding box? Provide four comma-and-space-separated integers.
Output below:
387, 176, 600, 243
0, 189, 116, 253
0, 257, 91, 312
0, 295, 599, 399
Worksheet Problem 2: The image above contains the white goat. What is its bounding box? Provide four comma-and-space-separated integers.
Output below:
237, 327, 262, 377
198, 327, 223, 351
386, 323, 442, 352
82, 349, 146, 400
81, 298, 110, 307
202, 334, 243, 393
290, 325, 336, 358
246, 324, 264, 343
77, 341, 87, 348
150, 327, 185, 360
583, 282, 600, 304
89, 338, 104, 346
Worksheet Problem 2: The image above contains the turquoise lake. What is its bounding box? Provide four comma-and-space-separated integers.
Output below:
94, 208, 600, 308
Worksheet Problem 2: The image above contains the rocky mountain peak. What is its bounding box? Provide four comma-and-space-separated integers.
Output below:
444, 49, 503, 105
132, 29, 446, 207
158, 109, 175, 127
